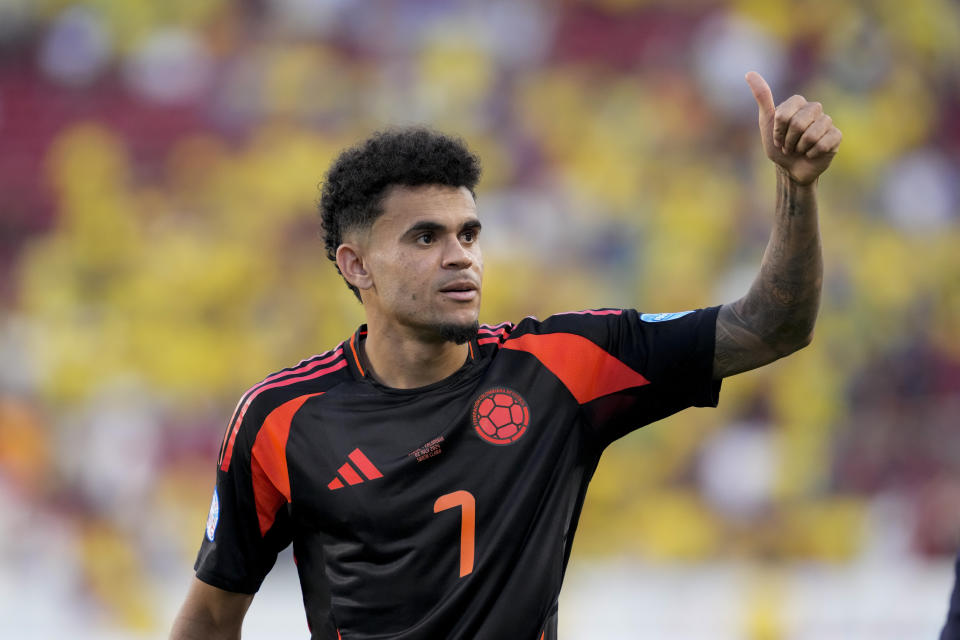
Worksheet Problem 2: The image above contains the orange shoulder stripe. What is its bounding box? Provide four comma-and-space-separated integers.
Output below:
250, 392, 324, 535
502, 332, 648, 404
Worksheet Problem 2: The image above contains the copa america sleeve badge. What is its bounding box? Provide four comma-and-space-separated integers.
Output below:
640, 311, 694, 322
206, 489, 219, 542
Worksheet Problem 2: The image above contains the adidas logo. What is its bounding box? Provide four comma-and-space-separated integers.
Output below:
328, 448, 384, 490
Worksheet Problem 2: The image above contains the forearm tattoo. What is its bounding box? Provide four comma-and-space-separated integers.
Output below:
713, 169, 823, 378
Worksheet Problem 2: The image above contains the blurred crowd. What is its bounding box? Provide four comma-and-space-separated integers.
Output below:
0, 0, 959, 634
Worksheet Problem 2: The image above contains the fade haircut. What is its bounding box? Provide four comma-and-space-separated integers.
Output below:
319, 127, 482, 301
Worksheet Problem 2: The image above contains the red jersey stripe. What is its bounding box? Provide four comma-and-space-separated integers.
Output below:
478, 327, 510, 336
219, 347, 344, 464
478, 326, 509, 343
260, 348, 343, 385
338, 462, 363, 485
220, 357, 347, 471
348, 448, 384, 480
478, 325, 510, 347
251, 392, 324, 536
502, 332, 648, 404
552, 308, 623, 317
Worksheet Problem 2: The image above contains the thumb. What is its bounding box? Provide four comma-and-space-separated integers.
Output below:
745, 71, 775, 120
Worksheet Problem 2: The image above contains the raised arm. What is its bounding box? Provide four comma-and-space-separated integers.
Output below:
170, 577, 254, 640
713, 72, 842, 379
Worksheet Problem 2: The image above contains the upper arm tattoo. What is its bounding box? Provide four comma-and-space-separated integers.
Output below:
713, 302, 785, 379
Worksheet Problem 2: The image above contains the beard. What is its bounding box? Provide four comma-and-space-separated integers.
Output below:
435, 320, 479, 345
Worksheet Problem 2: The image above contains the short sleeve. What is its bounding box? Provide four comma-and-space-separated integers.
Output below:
194, 412, 293, 594
508, 306, 721, 447
621, 307, 721, 408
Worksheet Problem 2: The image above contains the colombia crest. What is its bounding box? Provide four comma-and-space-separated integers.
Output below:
472, 387, 530, 445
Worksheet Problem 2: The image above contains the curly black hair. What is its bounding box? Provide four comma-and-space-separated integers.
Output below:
319, 127, 482, 301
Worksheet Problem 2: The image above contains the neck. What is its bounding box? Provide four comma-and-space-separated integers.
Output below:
361, 321, 470, 389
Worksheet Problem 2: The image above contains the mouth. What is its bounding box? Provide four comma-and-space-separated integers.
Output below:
438, 281, 479, 302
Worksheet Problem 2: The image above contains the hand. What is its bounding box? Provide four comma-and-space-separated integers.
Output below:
745, 71, 842, 186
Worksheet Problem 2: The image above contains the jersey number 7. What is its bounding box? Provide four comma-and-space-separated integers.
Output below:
433, 490, 476, 578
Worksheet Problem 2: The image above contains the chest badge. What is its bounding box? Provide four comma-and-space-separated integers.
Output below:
472, 388, 530, 445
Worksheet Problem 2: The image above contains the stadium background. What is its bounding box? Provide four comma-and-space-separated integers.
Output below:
0, 0, 958, 637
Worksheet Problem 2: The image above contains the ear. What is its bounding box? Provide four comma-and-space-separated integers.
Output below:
336, 243, 373, 292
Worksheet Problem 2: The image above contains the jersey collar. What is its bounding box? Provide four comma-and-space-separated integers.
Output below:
344, 324, 480, 384
345, 325, 369, 379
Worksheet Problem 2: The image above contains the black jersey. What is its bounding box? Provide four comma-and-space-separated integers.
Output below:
195, 307, 721, 639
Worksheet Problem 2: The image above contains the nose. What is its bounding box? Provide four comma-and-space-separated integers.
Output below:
441, 235, 475, 270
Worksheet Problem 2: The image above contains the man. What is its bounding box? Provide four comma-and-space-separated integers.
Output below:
170, 72, 841, 639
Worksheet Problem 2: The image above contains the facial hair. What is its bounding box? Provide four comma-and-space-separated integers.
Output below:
436, 321, 479, 345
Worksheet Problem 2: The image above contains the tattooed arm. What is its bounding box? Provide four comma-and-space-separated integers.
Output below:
714, 169, 822, 377
713, 73, 842, 379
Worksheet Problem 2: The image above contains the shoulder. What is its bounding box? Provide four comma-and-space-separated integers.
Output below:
486, 306, 717, 360
481, 310, 651, 405
218, 343, 352, 471
475, 309, 632, 360
476, 321, 516, 349
509, 308, 631, 342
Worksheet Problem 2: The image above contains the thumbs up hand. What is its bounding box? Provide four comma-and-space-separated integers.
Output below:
745, 71, 842, 186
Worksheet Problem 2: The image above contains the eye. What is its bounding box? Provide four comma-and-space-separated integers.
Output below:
416, 232, 434, 245
461, 229, 478, 243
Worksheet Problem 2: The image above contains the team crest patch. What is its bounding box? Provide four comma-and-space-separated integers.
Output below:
640, 310, 693, 322
206, 489, 219, 542
472, 388, 530, 445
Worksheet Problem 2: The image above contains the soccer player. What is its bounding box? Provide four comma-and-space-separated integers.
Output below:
170, 72, 841, 639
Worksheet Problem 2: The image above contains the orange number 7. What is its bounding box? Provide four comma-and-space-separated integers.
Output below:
433, 490, 475, 578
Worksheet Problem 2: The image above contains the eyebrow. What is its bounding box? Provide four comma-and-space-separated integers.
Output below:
404, 218, 482, 236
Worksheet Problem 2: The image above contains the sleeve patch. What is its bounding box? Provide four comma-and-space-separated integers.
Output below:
206, 489, 219, 542
640, 311, 694, 323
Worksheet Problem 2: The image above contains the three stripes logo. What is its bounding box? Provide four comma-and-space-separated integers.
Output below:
328, 448, 383, 490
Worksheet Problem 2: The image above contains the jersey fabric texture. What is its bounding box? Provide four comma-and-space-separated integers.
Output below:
195, 306, 722, 639
942, 553, 960, 639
